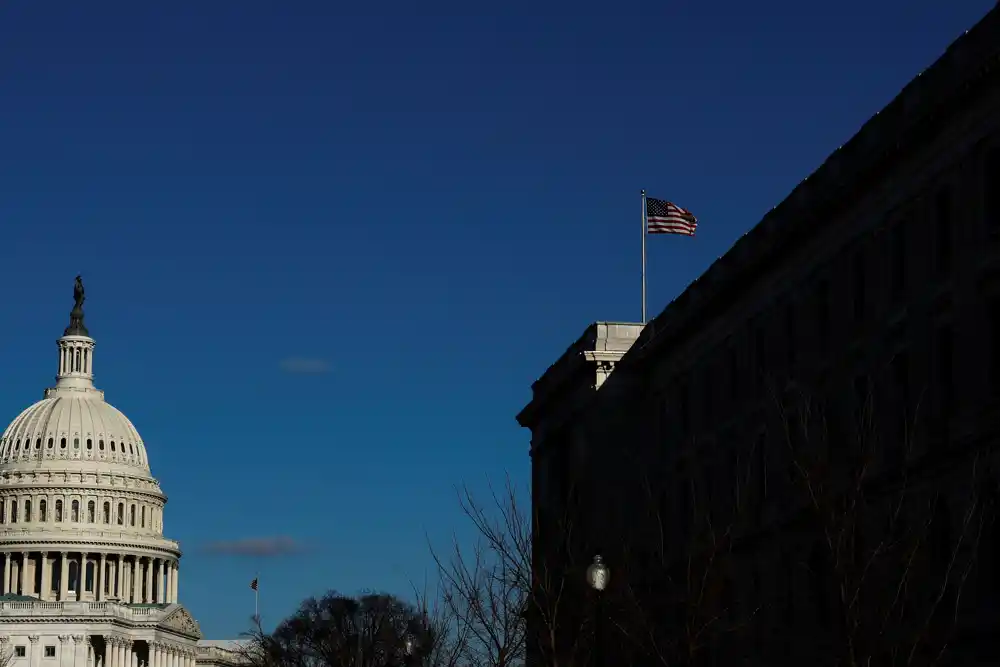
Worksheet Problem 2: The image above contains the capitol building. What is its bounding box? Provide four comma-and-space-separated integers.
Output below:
0, 281, 243, 667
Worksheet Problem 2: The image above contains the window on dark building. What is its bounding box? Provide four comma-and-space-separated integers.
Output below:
934, 188, 953, 273
890, 224, 907, 301
890, 351, 911, 465
938, 326, 954, 420
852, 251, 866, 321
679, 382, 690, 435
754, 326, 767, 384
817, 279, 830, 351
990, 298, 1000, 395
728, 346, 739, 403
986, 148, 1000, 232
785, 304, 796, 367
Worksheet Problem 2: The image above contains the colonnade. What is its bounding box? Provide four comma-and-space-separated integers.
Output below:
90, 637, 197, 667
0, 551, 179, 603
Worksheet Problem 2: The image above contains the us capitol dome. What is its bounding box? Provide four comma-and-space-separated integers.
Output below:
0, 279, 243, 667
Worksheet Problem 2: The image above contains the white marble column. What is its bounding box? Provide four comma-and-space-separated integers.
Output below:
28, 636, 40, 667
41, 552, 51, 601
150, 644, 160, 667
72, 635, 86, 667
3, 554, 11, 595
172, 562, 179, 602
60, 552, 69, 600
19, 552, 28, 595
131, 557, 140, 603
143, 558, 152, 603
164, 562, 171, 603
98, 553, 106, 601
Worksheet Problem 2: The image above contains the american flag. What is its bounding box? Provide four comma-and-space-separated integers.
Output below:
646, 197, 697, 236
250, 577, 258, 591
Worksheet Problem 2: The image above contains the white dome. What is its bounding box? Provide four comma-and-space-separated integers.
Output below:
0, 393, 150, 472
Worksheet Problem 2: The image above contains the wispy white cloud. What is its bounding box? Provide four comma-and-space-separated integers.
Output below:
203, 536, 306, 557
279, 357, 332, 374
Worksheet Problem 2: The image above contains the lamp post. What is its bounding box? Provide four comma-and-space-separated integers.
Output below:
586, 555, 610, 667
403, 633, 421, 667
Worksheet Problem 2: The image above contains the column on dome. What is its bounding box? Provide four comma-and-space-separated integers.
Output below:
3, 553, 11, 595
143, 558, 152, 603
97, 553, 106, 601
171, 561, 179, 602
131, 556, 140, 603
60, 552, 69, 600
166, 562, 174, 603
109, 556, 117, 598
41, 552, 51, 601
19, 551, 28, 595
118, 557, 127, 603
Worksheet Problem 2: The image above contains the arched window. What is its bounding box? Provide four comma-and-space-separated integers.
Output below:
85, 562, 95, 592
73, 438, 79, 449
111, 441, 116, 452
102, 502, 110, 524
130, 504, 136, 527
99, 440, 105, 451
71, 500, 79, 522
10, 499, 17, 524
117, 503, 124, 525
0, 501, 5, 523
60, 437, 66, 449
55, 500, 63, 522
86, 439, 92, 450
35, 438, 40, 450
39, 499, 47, 522
24, 499, 31, 522
141, 506, 146, 528
87, 501, 95, 523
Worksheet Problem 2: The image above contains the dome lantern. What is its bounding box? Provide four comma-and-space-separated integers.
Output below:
52, 275, 97, 394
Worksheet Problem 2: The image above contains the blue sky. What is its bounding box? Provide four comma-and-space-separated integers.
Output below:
0, 0, 994, 639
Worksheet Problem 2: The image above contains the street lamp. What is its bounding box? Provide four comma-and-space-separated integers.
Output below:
586, 555, 610, 667
403, 634, 421, 667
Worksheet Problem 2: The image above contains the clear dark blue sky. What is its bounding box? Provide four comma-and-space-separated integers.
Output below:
0, 0, 993, 639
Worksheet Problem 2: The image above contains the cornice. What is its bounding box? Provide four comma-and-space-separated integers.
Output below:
630, 7, 1000, 368
0, 487, 166, 503
0, 537, 181, 557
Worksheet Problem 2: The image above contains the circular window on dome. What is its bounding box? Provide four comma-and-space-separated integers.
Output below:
111, 441, 116, 452
60, 438, 66, 449
99, 440, 104, 450
86, 439, 92, 450
73, 438, 79, 449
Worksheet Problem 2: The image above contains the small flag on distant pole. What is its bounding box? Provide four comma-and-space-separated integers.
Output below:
640, 191, 698, 325
251, 576, 260, 626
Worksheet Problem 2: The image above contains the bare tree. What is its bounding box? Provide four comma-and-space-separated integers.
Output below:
431, 476, 588, 667
774, 380, 992, 667
618, 439, 761, 667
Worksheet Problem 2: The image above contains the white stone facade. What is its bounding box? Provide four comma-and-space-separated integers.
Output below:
0, 288, 242, 667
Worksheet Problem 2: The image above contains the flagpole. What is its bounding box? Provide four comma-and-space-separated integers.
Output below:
254, 572, 259, 625
641, 189, 648, 325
